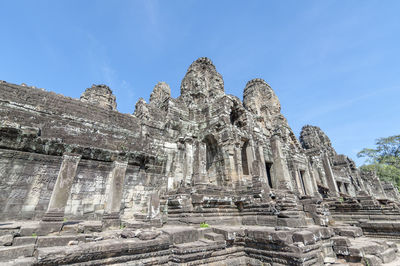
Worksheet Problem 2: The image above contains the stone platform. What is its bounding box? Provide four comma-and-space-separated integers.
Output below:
1, 221, 400, 265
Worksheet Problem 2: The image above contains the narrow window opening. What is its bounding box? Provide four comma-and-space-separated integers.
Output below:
230, 108, 239, 125
336, 182, 342, 193
344, 183, 349, 194
265, 162, 273, 188
241, 141, 249, 175
299, 170, 307, 195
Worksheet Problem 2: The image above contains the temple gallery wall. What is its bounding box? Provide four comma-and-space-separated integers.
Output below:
0, 58, 400, 265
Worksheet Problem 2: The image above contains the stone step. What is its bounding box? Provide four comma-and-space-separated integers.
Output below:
204, 232, 225, 242
333, 236, 398, 265
0, 244, 35, 262
12, 236, 37, 246
36, 235, 86, 248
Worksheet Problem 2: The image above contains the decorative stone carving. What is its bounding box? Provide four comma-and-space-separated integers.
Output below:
80, 84, 117, 111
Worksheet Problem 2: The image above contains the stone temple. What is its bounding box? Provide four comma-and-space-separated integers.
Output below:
1, 57, 400, 265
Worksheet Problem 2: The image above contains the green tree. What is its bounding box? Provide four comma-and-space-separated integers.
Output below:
358, 135, 400, 189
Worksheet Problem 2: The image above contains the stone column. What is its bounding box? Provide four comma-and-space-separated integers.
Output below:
258, 146, 268, 184
322, 153, 339, 197
184, 137, 194, 186
221, 143, 239, 187
307, 163, 321, 197
147, 192, 162, 227
236, 143, 244, 185
192, 141, 207, 186
293, 167, 305, 195
270, 135, 293, 190
251, 160, 270, 198
102, 160, 128, 228
42, 153, 81, 222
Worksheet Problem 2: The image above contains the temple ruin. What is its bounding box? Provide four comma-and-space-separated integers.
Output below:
1, 57, 400, 265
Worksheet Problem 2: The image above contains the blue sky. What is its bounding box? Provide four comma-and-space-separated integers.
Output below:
1, 1, 399, 165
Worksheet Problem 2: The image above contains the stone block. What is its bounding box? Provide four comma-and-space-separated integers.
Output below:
0, 234, 14, 246
120, 229, 137, 238
204, 232, 225, 242
363, 255, 382, 266
0, 244, 35, 261
292, 230, 316, 245
335, 227, 363, 238
37, 235, 85, 248
13, 236, 37, 246
242, 216, 257, 225
213, 227, 244, 241
36, 222, 63, 236
348, 246, 363, 258
331, 236, 351, 247
333, 245, 349, 256
137, 230, 160, 240
277, 217, 306, 227
162, 227, 198, 244
0, 229, 19, 237
257, 215, 277, 226
377, 248, 397, 263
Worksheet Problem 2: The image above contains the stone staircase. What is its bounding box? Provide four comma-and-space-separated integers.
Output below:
332, 226, 399, 265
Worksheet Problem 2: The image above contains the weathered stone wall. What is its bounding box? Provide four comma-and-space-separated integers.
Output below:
0, 150, 61, 220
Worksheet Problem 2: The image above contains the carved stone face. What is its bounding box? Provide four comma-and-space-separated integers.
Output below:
243, 79, 281, 118
80, 84, 117, 111
257, 83, 281, 116
180, 58, 224, 105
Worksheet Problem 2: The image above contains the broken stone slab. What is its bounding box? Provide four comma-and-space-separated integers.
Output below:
137, 230, 161, 241
79, 221, 102, 233
377, 248, 397, 263
0, 244, 35, 261
0, 227, 20, 237
204, 232, 225, 242
60, 222, 83, 235
0, 234, 14, 246
120, 228, 139, 238
363, 255, 382, 266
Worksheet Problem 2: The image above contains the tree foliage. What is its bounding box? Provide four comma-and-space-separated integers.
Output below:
358, 135, 400, 188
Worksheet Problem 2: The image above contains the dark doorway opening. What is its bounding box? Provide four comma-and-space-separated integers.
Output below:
241, 141, 249, 176
336, 182, 342, 193
299, 170, 307, 195
344, 183, 349, 194
265, 162, 273, 188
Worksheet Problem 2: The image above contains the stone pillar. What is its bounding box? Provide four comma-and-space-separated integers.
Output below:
322, 153, 339, 197
192, 141, 207, 186
102, 160, 128, 228
42, 153, 81, 222
258, 146, 268, 184
236, 143, 244, 185
307, 163, 321, 197
270, 135, 293, 190
184, 138, 194, 186
147, 192, 162, 227
251, 160, 270, 198
220, 143, 239, 187
293, 168, 305, 195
